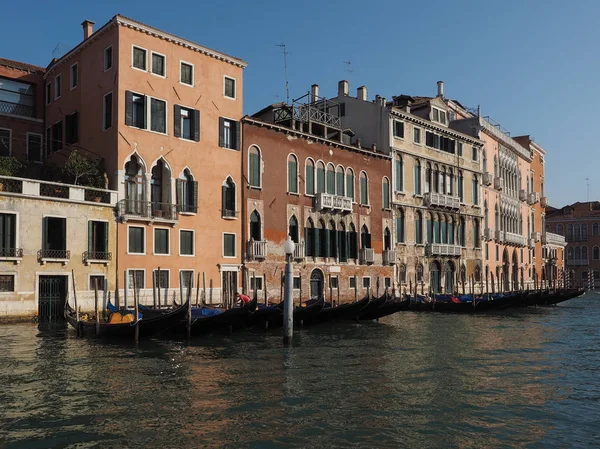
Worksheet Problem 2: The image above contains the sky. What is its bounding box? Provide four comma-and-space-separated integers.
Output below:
1, 0, 598, 207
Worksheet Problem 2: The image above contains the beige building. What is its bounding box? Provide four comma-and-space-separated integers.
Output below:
0, 176, 117, 320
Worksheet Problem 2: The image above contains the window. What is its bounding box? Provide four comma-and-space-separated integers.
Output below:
382, 177, 390, 209
346, 168, 354, 200
223, 233, 236, 257
396, 210, 405, 243
51, 121, 62, 152
87, 221, 108, 258
104, 46, 113, 71
393, 120, 404, 138
362, 277, 371, 289
0, 77, 34, 117
126, 92, 146, 128
594, 224, 599, 236
474, 219, 480, 248
154, 228, 169, 255
384, 277, 391, 289
65, 112, 78, 144
336, 166, 344, 196
103, 93, 113, 130
293, 276, 301, 290
432, 107, 446, 125
289, 215, 299, 243
55, 75, 62, 99
89, 275, 105, 291
181, 270, 194, 289
305, 159, 315, 194
128, 226, 145, 254
151, 52, 166, 76
177, 169, 198, 213
224, 76, 236, 99
399, 264, 407, 284
413, 127, 421, 144
174, 105, 199, 141
0, 275, 15, 292
472, 146, 478, 161
180, 230, 194, 256
46, 83, 51, 105
415, 211, 423, 244
250, 276, 264, 292
222, 177, 236, 218
457, 142, 463, 157
70, 63, 78, 89
395, 158, 403, 192
154, 270, 170, 288
219, 118, 240, 150
326, 163, 335, 194
288, 154, 298, 193
128, 270, 145, 289
247, 146, 262, 188
414, 161, 422, 194
472, 175, 479, 205
360, 171, 368, 205
0, 129, 10, 156
27, 133, 42, 162
133, 46, 147, 70
250, 211, 262, 241
180, 62, 193, 85
361, 224, 371, 249
330, 276, 339, 289
0, 213, 17, 257
150, 98, 166, 133
350, 277, 357, 289
42, 217, 67, 257
458, 171, 464, 202
582, 271, 588, 281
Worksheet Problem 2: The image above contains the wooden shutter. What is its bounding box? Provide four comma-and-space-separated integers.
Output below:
314, 227, 320, 257
193, 110, 200, 142
103, 222, 108, 253
218, 117, 225, 147
234, 120, 241, 150
221, 184, 227, 217
125, 91, 133, 126
173, 105, 181, 138
61, 219, 66, 251
176, 179, 183, 211
142, 96, 148, 129
88, 221, 93, 253
192, 181, 198, 213
42, 218, 48, 250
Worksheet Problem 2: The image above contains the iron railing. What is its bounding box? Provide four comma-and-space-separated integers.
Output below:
0, 248, 23, 257
0, 177, 23, 194
83, 251, 112, 262
0, 100, 34, 117
38, 249, 70, 260
40, 183, 69, 199
118, 199, 178, 221
84, 189, 112, 204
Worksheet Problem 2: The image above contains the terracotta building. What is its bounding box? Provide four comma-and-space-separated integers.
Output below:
242, 90, 394, 303
43, 15, 246, 304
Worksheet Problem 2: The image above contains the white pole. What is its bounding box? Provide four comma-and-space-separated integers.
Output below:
283, 237, 295, 345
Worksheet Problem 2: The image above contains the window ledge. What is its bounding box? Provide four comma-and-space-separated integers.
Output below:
0, 256, 22, 264
39, 258, 69, 266
179, 211, 197, 216
287, 192, 300, 197
394, 190, 406, 196
414, 194, 424, 199
85, 259, 110, 266
248, 186, 262, 191
222, 216, 239, 221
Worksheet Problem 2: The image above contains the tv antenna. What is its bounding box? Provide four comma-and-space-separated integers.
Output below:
586, 178, 590, 202
343, 60, 354, 82
52, 42, 63, 59
276, 43, 290, 105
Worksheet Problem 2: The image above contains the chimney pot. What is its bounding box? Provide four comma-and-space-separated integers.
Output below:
81, 20, 95, 40
356, 138, 361, 148
437, 80, 444, 98
338, 80, 349, 97
372, 143, 377, 152
311, 84, 319, 102
357, 86, 367, 101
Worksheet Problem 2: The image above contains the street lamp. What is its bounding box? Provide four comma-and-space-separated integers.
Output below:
283, 236, 295, 345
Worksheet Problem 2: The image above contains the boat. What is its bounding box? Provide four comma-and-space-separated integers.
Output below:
357, 293, 387, 319
65, 298, 189, 338
359, 294, 409, 320
245, 303, 283, 329
280, 296, 325, 326
302, 295, 370, 326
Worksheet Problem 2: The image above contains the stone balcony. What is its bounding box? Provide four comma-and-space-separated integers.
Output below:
542, 232, 566, 246
567, 259, 589, 266
247, 239, 267, 260
494, 176, 504, 191
496, 230, 527, 247
540, 196, 548, 208
483, 172, 493, 186
359, 248, 374, 264
382, 249, 396, 266
293, 242, 305, 261
426, 243, 462, 257
531, 231, 541, 243
314, 192, 352, 213
424, 192, 460, 210
519, 189, 527, 201
528, 192, 540, 205
483, 228, 494, 241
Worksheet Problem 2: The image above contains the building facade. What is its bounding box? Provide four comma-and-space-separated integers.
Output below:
43, 15, 246, 305
243, 92, 394, 304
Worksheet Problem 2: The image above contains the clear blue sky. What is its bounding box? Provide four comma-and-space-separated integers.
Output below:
2, 0, 598, 207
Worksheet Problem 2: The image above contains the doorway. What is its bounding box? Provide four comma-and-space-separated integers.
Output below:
38, 275, 67, 321
310, 269, 324, 300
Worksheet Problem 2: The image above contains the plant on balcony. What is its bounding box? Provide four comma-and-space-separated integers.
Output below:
61, 150, 106, 188
0, 156, 24, 177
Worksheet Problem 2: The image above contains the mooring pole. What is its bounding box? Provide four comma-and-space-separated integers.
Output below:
156, 267, 161, 309
196, 273, 201, 306
354, 275, 358, 302
71, 269, 79, 322
94, 279, 100, 335
133, 273, 139, 344
179, 270, 184, 307
283, 237, 295, 345
263, 272, 268, 306
123, 270, 128, 309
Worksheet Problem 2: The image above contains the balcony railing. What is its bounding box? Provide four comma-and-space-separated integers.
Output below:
0, 99, 34, 118
294, 242, 305, 261
483, 172, 493, 186
247, 239, 267, 260
426, 243, 462, 256
494, 177, 504, 191
540, 196, 548, 208
40, 183, 69, 199
84, 189, 112, 204
567, 259, 588, 266
531, 231, 541, 242
519, 189, 527, 201
314, 192, 352, 213
504, 232, 527, 247
528, 238, 535, 248
118, 200, 178, 221
424, 192, 460, 210
484, 228, 494, 241
38, 248, 70, 262
0, 248, 23, 258
528, 192, 540, 205
83, 251, 112, 264
382, 249, 396, 265
542, 232, 566, 246
0, 178, 23, 194
359, 247, 374, 264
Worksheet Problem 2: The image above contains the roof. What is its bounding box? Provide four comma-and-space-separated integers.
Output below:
546, 201, 600, 219
0, 57, 45, 74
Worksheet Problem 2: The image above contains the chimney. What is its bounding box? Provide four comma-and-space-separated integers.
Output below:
437, 80, 444, 97
82, 20, 95, 40
338, 80, 349, 97
356, 138, 361, 148
372, 143, 377, 152
381, 97, 386, 107
311, 84, 319, 102
375, 94, 381, 105
357, 86, 367, 101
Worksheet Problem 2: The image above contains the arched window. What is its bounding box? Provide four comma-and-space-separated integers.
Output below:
441, 215, 447, 244
346, 168, 355, 200
360, 171, 369, 205
567, 224, 573, 240
222, 176, 236, 218
575, 246, 581, 260
125, 155, 146, 210
249, 210, 261, 241
317, 219, 327, 257
582, 246, 588, 261
396, 209, 405, 243
484, 200, 489, 229
287, 154, 298, 193
336, 165, 345, 196
399, 264, 407, 284
472, 175, 479, 205
426, 213, 433, 243
305, 158, 315, 195
416, 263, 424, 282
474, 218, 480, 248
316, 161, 325, 193
575, 224, 581, 241
361, 224, 371, 249
348, 223, 358, 259
458, 170, 464, 202
382, 177, 390, 209
395, 156, 403, 192
593, 246, 599, 260
583, 223, 588, 240
458, 217, 465, 246
415, 211, 423, 244
447, 168, 454, 195
305, 218, 315, 257
150, 158, 172, 217
289, 215, 299, 243
567, 247, 573, 260
338, 221, 347, 262
328, 220, 337, 258
326, 163, 335, 194
414, 160, 422, 194
177, 168, 197, 213
432, 164, 439, 193
594, 223, 599, 236
448, 218, 455, 245
248, 146, 261, 188
474, 265, 481, 282
384, 227, 391, 251
433, 214, 441, 244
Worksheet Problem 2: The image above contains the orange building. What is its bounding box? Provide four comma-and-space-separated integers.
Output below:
43, 15, 246, 304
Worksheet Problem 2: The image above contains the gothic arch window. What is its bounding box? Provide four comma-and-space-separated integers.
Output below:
316, 161, 326, 193
336, 165, 345, 196
289, 215, 299, 243
305, 158, 315, 195
248, 145, 262, 188
359, 171, 369, 205
177, 168, 198, 213
287, 154, 298, 194
345, 168, 355, 200
326, 163, 335, 194
249, 210, 261, 241
222, 176, 236, 218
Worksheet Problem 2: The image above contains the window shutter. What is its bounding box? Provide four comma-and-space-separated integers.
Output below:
176, 179, 183, 211
314, 228, 320, 257
235, 120, 241, 150
103, 222, 108, 253
61, 219, 66, 251
125, 91, 133, 126
88, 221, 93, 252
173, 105, 181, 138
42, 218, 48, 250
191, 181, 198, 213
221, 185, 227, 217
218, 117, 224, 147
142, 96, 148, 130
193, 110, 200, 142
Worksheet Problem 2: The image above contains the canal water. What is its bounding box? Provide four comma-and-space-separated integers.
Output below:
1, 295, 599, 448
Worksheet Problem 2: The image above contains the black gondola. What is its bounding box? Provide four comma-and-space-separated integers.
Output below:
65, 298, 189, 338
357, 294, 387, 319
302, 295, 370, 326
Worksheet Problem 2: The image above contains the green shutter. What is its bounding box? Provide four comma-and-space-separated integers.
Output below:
218, 117, 225, 147
176, 179, 183, 211
192, 181, 198, 213
193, 110, 200, 142
314, 227, 321, 257
234, 120, 241, 150
125, 91, 133, 126
88, 221, 93, 253
306, 164, 314, 195
173, 105, 181, 138
103, 222, 108, 253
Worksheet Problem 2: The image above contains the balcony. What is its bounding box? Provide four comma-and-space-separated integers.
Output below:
0, 99, 34, 118
540, 196, 548, 208
504, 232, 527, 247
247, 239, 267, 260
519, 189, 527, 201
542, 232, 566, 246
424, 192, 460, 210
494, 177, 504, 191
483, 228, 494, 241
0, 247, 23, 263
82, 251, 112, 265
293, 241, 305, 261
531, 231, 541, 242
38, 249, 70, 265
528, 238, 535, 248
314, 192, 352, 213
382, 249, 396, 266
567, 259, 589, 266
426, 243, 462, 257
496, 230, 505, 242
118, 200, 178, 223
483, 172, 493, 186
528, 192, 540, 205
359, 247, 374, 265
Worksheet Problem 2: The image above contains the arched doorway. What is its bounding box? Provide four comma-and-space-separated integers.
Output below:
249, 210, 261, 241
125, 155, 145, 214
512, 250, 519, 291
502, 248, 510, 292
310, 268, 324, 300
430, 260, 441, 294
444, 261, 454, 294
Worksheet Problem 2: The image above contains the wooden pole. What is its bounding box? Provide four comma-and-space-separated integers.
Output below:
94, 278, 100, 335
196, 272, 201, 306
337, 279, 340, 306
115, 274, 120, 309
354, 275, 358, 302
299, 273, 303, 307
203, 272, 207, 305
103, 278, 108, 321
71, 269, 79, 322
209, 278, 213, 304
123, 270, 128, 309
152, 269, 157, 309
179, 271, 184, 307
280, 271, 284, 304
133, 273, 139, 344
156, 267, 161, 308
263, 272, 267, 306
329, 273, 333, 305
187, 275, 192, 340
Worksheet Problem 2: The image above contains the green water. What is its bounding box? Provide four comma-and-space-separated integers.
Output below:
1, 295, 599, 448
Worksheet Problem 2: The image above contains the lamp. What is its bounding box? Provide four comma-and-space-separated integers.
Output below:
283, 235, 295, 257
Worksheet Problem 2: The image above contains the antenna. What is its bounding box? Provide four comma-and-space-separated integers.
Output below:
587, 178, 590, 202
52, 43, 62, 59
276, 43, 290, 105
343, 61, 354, 82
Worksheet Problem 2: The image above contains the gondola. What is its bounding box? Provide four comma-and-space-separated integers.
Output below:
359, 294, 409, 320
302, 295, 370, 326
357, 293, 387, 319
65, 298, 189, 338
280, 296, 325, 326
245, 302, 283, 329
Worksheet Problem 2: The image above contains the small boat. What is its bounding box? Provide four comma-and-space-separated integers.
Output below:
281, 297, 325, 326
302, 295, 370, 326
245, 303, 283, 329
65, 299, 189, 338
176, 295, 258, 335
359, 294, 409, 320
357, 294, 387, 319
